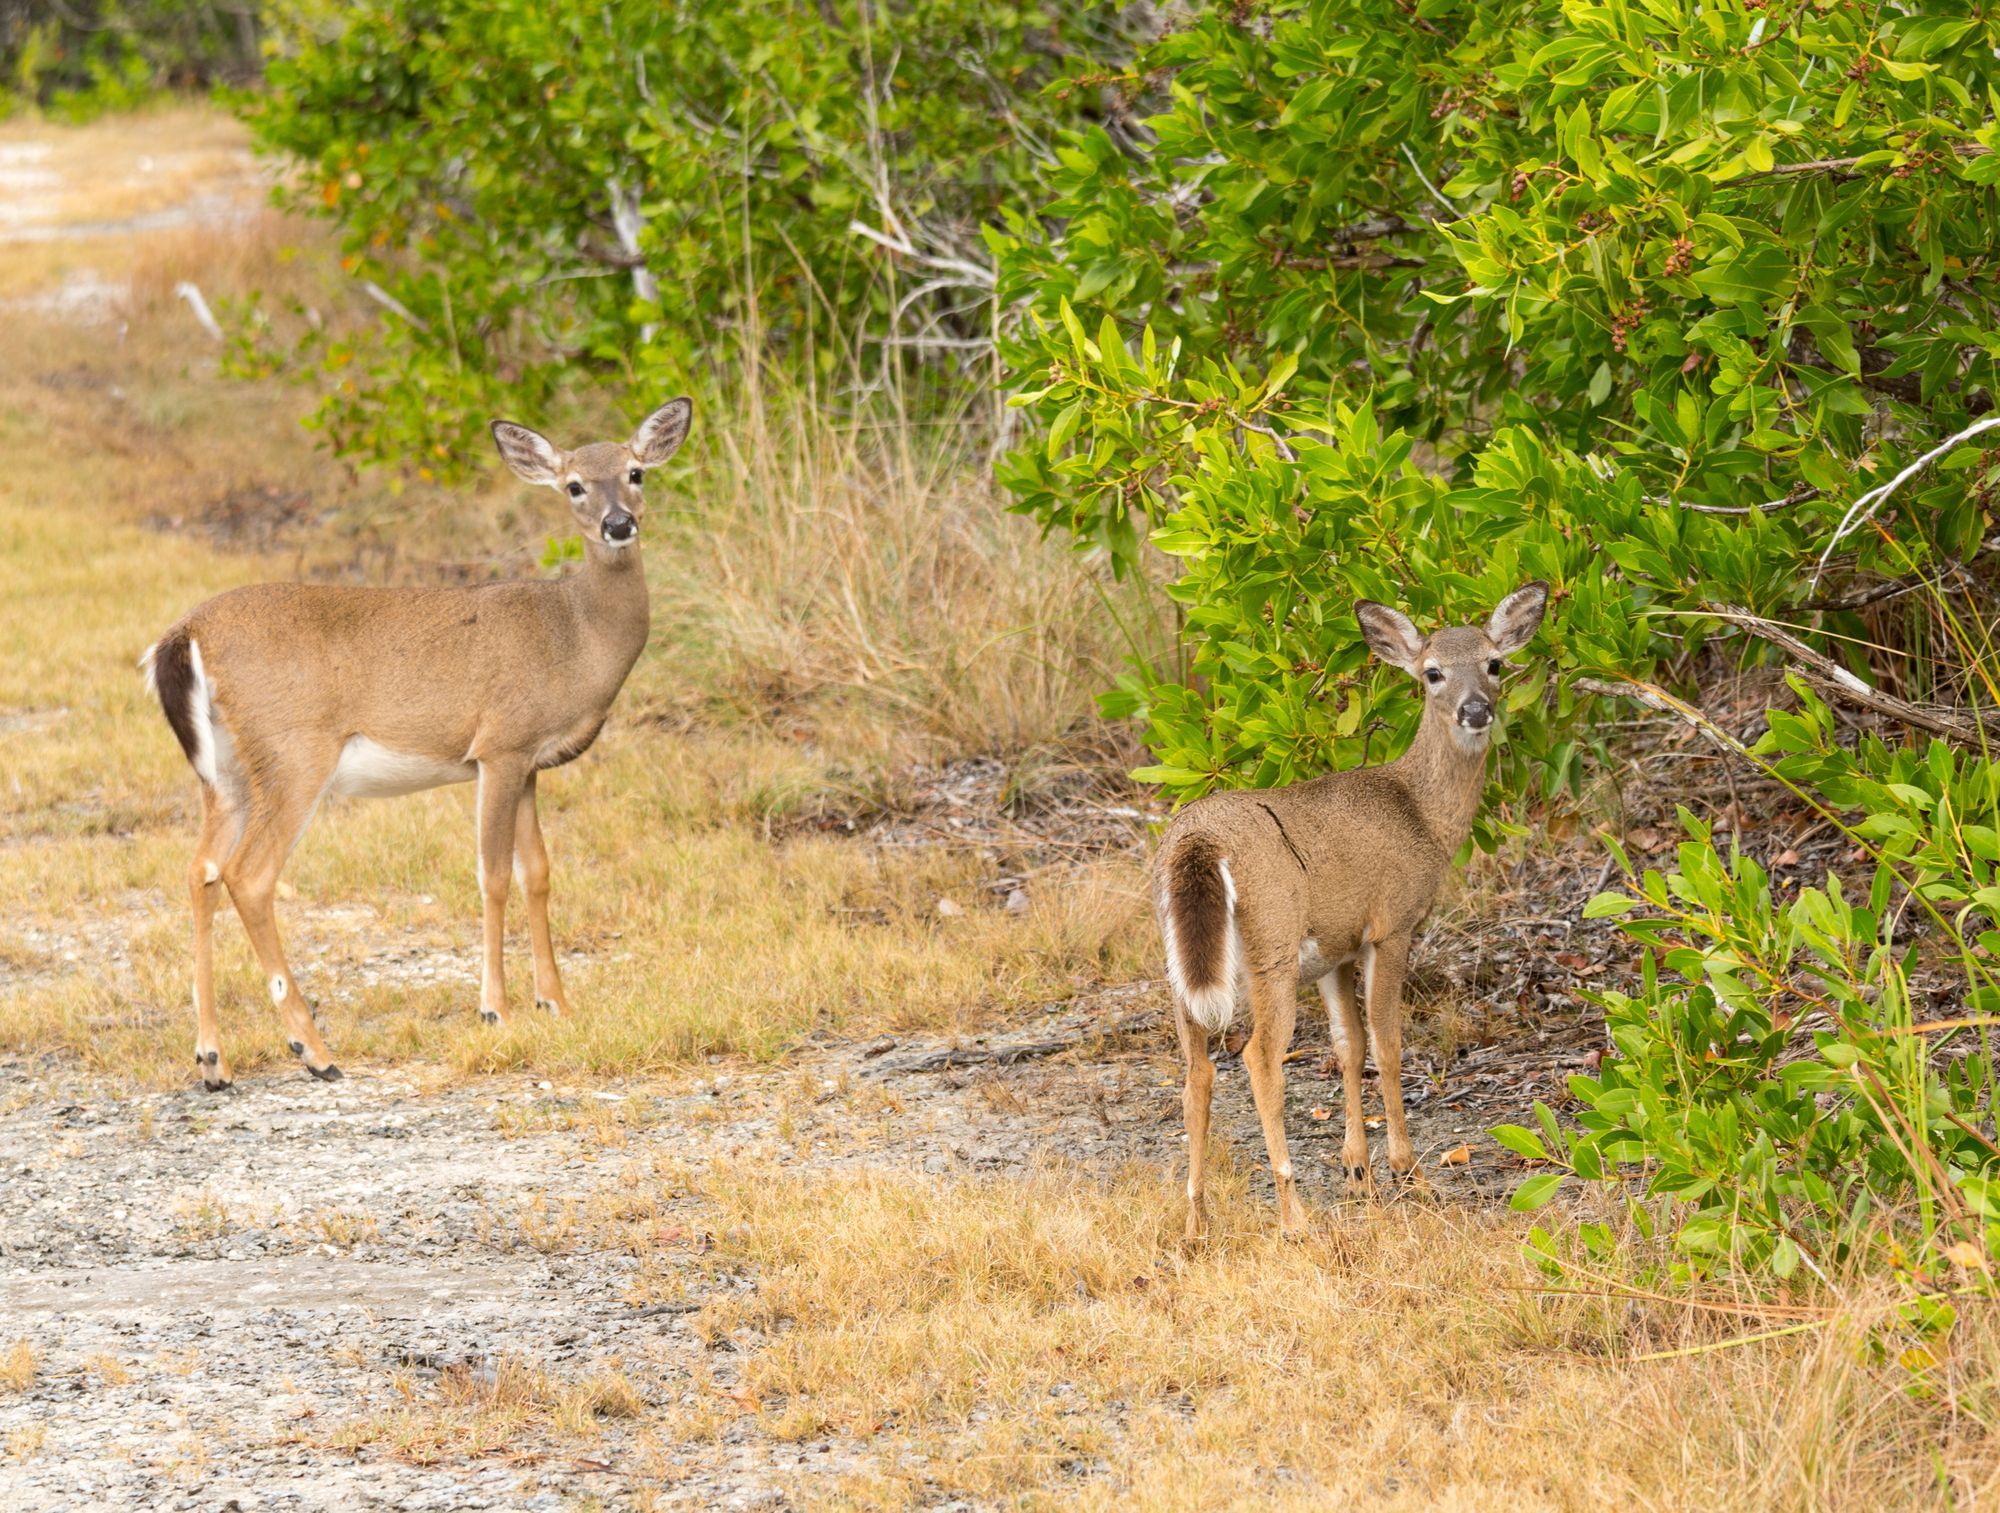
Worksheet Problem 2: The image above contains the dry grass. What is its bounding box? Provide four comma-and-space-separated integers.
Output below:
0, 1340, 35, 1394
686, 1160, 2000, 1509
659, 387, 1158, 758
329, 1353, 647, 1466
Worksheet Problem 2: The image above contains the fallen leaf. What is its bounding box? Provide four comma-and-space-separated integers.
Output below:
1945, 1241, 1989, 1273
1774, 848, 1802, 867
1440, 1144, 1472, 1166
1308, 1106, 1332, 1121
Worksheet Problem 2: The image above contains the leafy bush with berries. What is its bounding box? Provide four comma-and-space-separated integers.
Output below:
998, 0, 2000, 807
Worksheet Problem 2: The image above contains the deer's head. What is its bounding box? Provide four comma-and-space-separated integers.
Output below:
490, 397, 693, 552
1355, 582, 1549, 753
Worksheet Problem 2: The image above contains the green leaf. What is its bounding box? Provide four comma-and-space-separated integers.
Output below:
1510, 1173, 1565, 1212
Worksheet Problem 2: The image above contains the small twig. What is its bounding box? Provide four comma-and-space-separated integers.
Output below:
1400, 143, 1463, 220
361, 281, 429, 333
1812, 413, 2000, 585
173, 282, 224, 343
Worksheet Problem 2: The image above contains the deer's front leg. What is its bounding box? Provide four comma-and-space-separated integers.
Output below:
475, 760, 527, 1026
1361, 934, 1417, 1182
512, 773, 570, 1017
1318, 961, 1371, 1195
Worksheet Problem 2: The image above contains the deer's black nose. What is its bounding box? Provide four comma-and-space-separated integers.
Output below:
602, 512, 637, 544
1458, 698, 1493, 731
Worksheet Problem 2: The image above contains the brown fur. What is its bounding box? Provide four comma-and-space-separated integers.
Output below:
145, 398, 693, 1089
1156, 582, 1548, 1237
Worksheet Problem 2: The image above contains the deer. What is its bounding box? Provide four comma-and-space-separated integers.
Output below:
1153, 581, 1548, 1238
140, 398, 693, 1089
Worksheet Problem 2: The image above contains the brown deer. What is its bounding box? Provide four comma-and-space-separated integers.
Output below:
141, 398, 693, 1089
1154, 582, 1548, 1237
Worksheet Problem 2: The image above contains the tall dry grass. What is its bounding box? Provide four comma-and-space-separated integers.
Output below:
639, 378, 1159, 767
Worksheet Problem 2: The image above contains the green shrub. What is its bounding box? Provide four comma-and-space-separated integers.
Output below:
998, 0, 2000, 809
2, 1, 263, 118
1506, 682, 2000, 1277
234, 0, 1143, 473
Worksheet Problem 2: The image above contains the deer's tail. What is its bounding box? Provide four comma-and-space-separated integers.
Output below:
1159, 832, 1242, 1036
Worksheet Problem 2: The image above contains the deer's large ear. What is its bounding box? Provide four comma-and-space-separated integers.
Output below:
1355, 600, 1425, 675
490, 420, 564, 486
1486, 581, 1550, 656
631, 397, 693, 465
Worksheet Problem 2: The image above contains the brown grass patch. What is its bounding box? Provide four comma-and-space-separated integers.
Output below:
686, 1159, 2000, 1509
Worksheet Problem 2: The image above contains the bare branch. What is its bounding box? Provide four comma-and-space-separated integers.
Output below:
1706, 605, 2000, 746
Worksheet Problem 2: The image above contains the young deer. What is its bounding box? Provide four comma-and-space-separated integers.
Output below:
1155, 582, 1548, 1237
141, 398, 693, 1088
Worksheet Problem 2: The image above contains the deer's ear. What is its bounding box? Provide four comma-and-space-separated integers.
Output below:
631, 397, 693, 465
1486, 581, 1550, 656
490, 421, 564, 486
1355, 600, 1425, 675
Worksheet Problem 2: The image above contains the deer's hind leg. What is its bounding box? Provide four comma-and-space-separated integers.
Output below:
1244, 965, 1308, 1236
189, 784, 236, 1090
221, 747, 341, 1081
1175, 1002, 1218, 1242
513, 772, 570, 1017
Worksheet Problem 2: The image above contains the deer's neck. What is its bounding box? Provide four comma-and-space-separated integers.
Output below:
1387, 701, 1491, 855
567, 541, 651, 669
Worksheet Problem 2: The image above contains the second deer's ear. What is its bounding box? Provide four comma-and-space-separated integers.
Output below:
490, 421, 564, 486
1486, 581, 1550, 656
631, 397, 693, 465
1355, 600, 1425, 675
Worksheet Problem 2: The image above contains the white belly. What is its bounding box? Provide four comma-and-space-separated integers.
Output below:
330, 736, 475, 798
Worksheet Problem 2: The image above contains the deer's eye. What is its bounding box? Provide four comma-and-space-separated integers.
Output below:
1424, 667, 1444, 686
629, 468, 644, 486
566, 481, 585, 499
1488, 659, 1502, 677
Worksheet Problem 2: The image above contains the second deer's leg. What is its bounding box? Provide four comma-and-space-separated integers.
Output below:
222, 758, 340, 1081
1318, 960, 1371, 1195
1175, 1003, 1216, 1241
1244, 966, 1308, 1235
475, 760, 528, 1025
188, 785, 233, 1091
512, 772, 569, 1017
1362, 935, 1417, 1180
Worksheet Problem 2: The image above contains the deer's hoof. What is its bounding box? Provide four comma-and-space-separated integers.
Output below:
308, 1062, 343, 1082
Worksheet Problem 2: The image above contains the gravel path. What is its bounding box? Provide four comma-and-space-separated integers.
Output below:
0, 983, 1570, 1511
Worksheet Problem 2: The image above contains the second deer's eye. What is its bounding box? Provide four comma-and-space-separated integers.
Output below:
1424, 668, 1444, 686
629, 468, 644, 486
1488, 659, 1502, 677
566, 481, 585, 499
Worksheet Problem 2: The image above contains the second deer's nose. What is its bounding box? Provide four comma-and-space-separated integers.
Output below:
602, 512, 637, 544
1458, 699, 1493, 730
